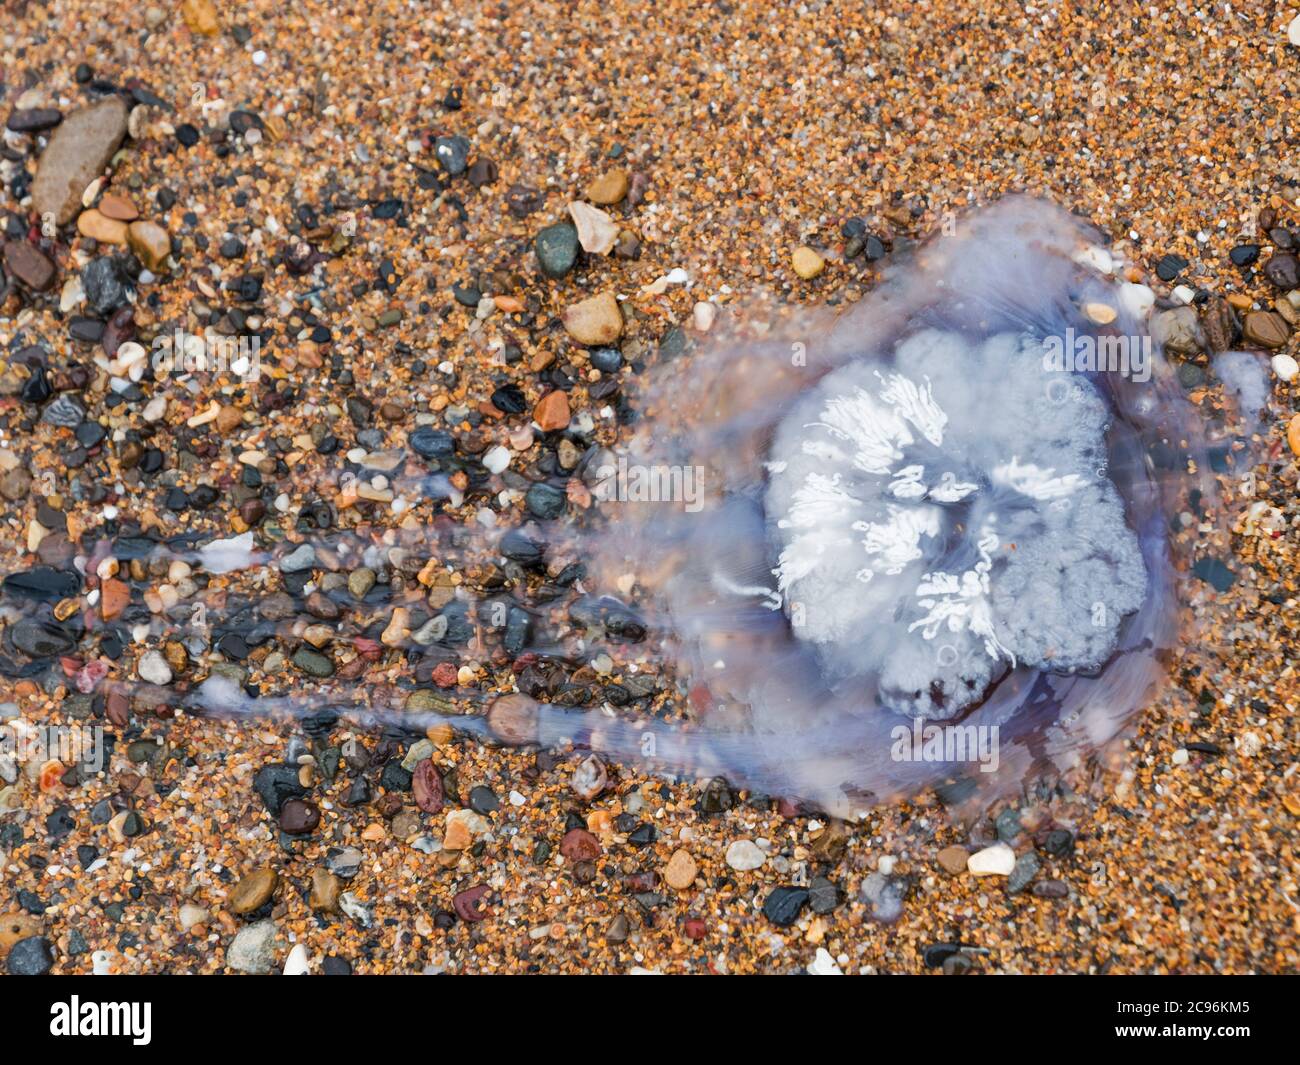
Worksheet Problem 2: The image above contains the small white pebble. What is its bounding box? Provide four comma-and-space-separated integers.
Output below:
1271, 353, 1298, 382
1172, 748, 1190, 766
967, 843, 1016, 876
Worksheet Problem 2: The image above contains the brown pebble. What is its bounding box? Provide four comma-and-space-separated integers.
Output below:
229, 867, 278, 914
561, 291, 624, 346
215, 404, 243, 433
664, 849, 698, 891
0, 912, 43, 959
1242, 310, 1292, 349
587, 168, 630, 205
486, 693, 539, 745
937, 845, 970, 875
560, 828, 602, 861
77, 208, 128, 244
100, 578, 130, 620
3, 241, 56, 291
533, 389, 571, 432
279, 799, 320, 835
309, 868, 341, 913
97, 193, 139, 221
127, 220, 171, 272
31, 96, 128, 226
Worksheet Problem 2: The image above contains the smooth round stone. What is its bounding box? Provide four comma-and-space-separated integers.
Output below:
936, 845, 970, 875
589, 347, 622, 373
791, 245, 825, 279
77, 208, 128, 244
725, 839, 766, 871
561, 292, 623, 345
586, 169, 629, 205
663, 849, 698, 891
229, 867, 278, 914
535, 222, 579, 279
278, 799, 321, 834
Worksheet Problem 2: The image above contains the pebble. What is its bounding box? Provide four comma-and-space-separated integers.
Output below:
570, 754, 608, 801
936, 845, 970, 875
98, 193, 139, 221
486, 692, 539, 745
280, 544, 318, 572
791, 245, 825, 279
1264, 253, 1300, 290
807, 947, 843, 975
1006, 851, 1040, 895
1118, 280, 1159, 318
127, 220, 171, 272
32, 96, 129, 226
1287, 413, 1300, 457
724, 839, 766, 871
76, 208, 128, 244
560, 828, 602, 861
279, 798, 320, 834
1291, 12, 1300, 46
967, 842, 1016, 876
1242, 310, 1291, 349
137, 649, 173, 685
6, 107, 62, 133
6, 936, 54, 975
178, 904, 208, 931
434, 135, 471, 175
229, 867, 278, 914
1271, 353, 1298, 382
762, 885, 810, 926
1082, 301, 1117, 325
533, 389, 571, 431
562, 292, 624, 345
1152, 306, 1202, 355
535, 222, 579, 279
525, 482, 566, 519
3, 242, 56, 291
310, 868, 342, 912
586, 169, 630, 205
568, 201, 619, 255
81, 256, 130, 316
283, 943, 310, 976
227, 921, 277, 974
664, 848, 698, 890
482, 445, 511, 474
